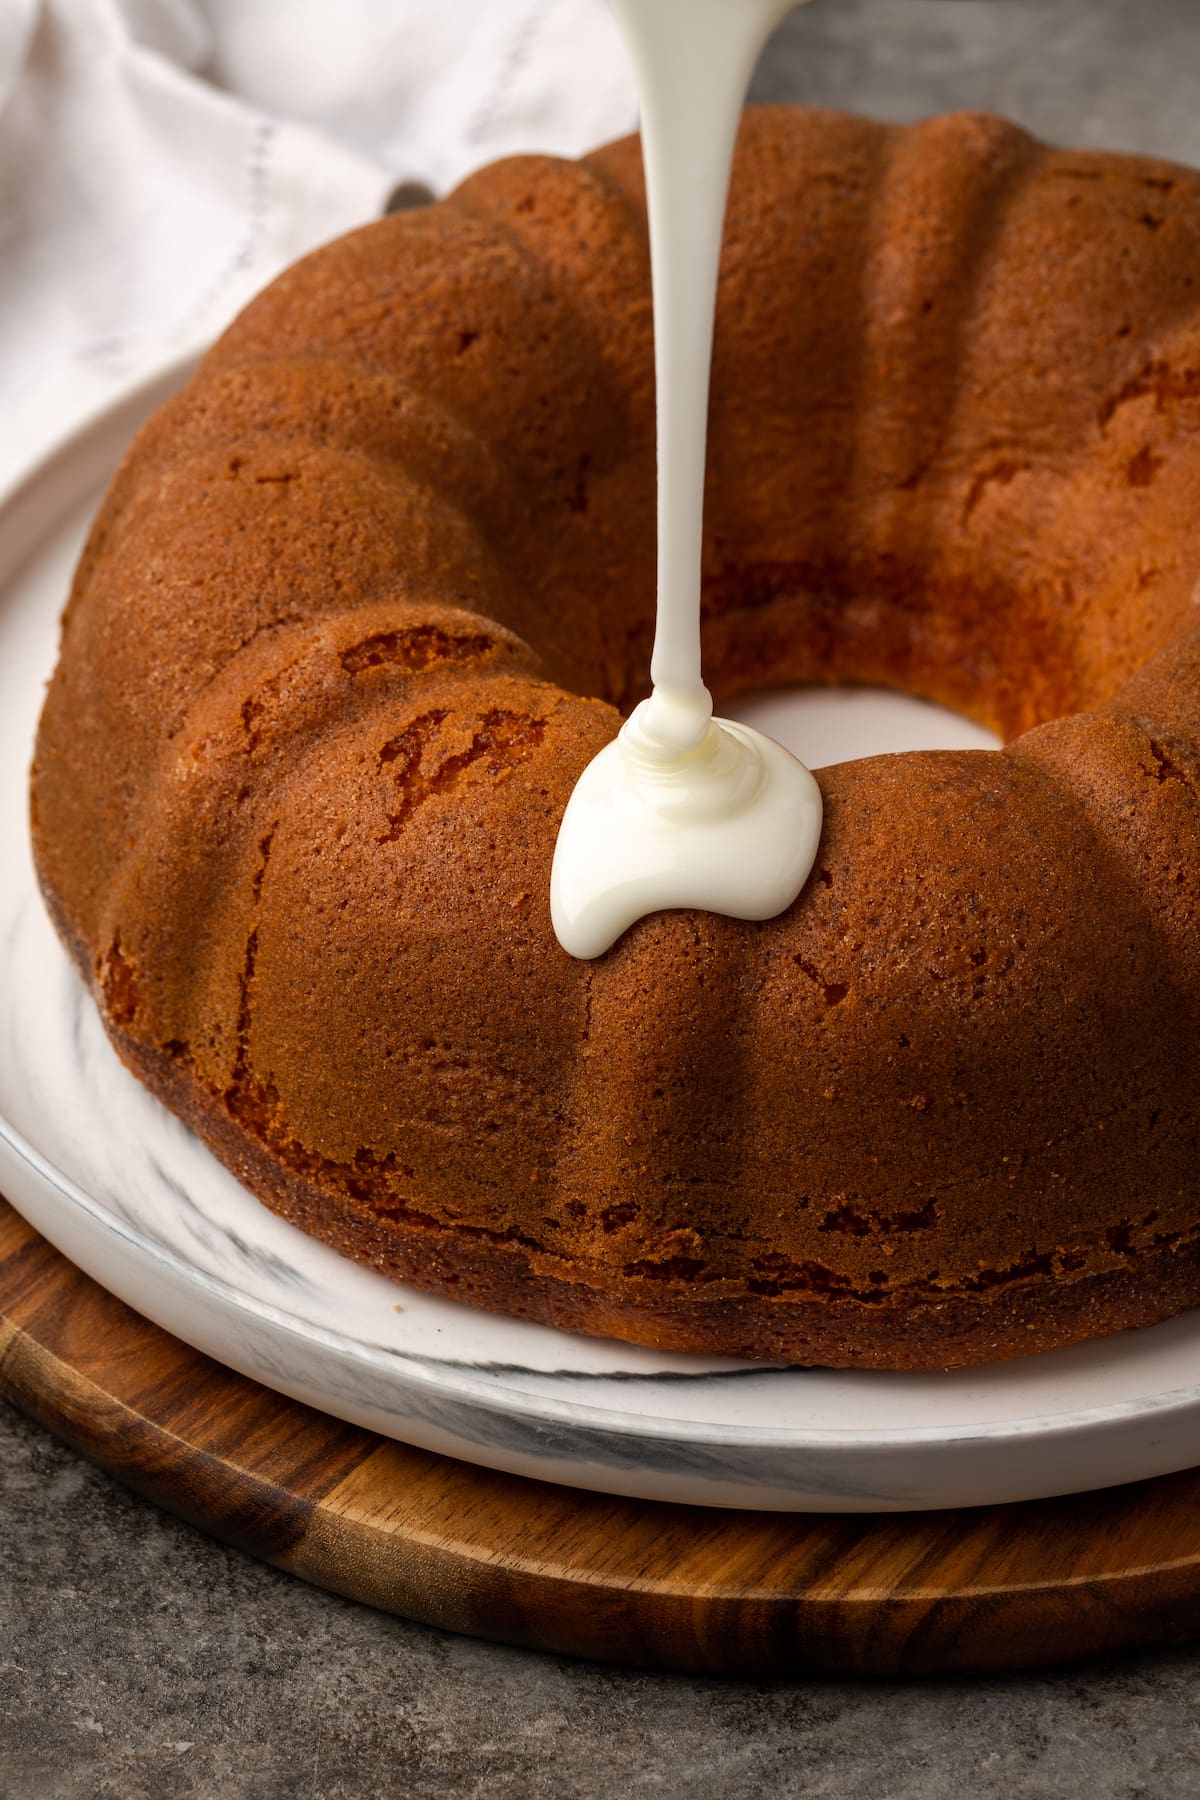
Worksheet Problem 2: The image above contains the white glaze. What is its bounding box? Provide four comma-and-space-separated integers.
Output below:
552, 0, 820, 960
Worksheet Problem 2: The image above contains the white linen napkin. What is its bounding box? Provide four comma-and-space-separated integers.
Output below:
0, 0, 635, 494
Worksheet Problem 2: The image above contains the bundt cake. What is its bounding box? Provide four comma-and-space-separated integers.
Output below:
30, 107, 1200, 1370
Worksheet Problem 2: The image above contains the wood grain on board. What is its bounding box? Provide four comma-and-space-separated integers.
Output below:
3, 1196, 1199, 1676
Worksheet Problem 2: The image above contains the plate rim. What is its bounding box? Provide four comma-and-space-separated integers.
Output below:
10, 1103, 1200, 1452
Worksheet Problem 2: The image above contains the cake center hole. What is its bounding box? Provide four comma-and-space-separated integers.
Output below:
723, 686, 1001, 770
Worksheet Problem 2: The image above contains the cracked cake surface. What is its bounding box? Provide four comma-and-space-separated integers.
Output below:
30, 106, 1200, 1368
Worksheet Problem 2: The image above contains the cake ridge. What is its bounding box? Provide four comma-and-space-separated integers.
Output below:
30, 105, 1200, 1368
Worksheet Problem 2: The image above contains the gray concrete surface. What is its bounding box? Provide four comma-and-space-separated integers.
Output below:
753, 0, 1200, 165
7, 2, 1200, 1795
5, 1394, 1200, 1800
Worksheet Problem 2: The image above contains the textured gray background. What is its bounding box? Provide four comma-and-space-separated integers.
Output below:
7, 2, 1200, 1795
754, 0, 1200, 163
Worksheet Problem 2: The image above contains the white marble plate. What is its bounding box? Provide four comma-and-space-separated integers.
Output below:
3, 361, 1200, 1512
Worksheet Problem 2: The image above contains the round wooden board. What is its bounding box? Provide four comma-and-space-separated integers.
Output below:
4, 1196, 1200, 1677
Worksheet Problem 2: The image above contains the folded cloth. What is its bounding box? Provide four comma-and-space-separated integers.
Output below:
0, 0, 635, 495
196, 0, 636, 197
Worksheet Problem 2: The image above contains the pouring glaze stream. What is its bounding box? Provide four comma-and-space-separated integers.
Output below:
551, 0, 822, 961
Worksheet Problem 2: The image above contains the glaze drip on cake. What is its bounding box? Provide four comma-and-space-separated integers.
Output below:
551, 0, 822, 960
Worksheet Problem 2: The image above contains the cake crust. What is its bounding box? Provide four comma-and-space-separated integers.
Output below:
31, 107, 1200, 1368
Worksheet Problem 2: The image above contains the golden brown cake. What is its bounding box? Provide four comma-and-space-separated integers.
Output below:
30, 107, 1200, 1369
